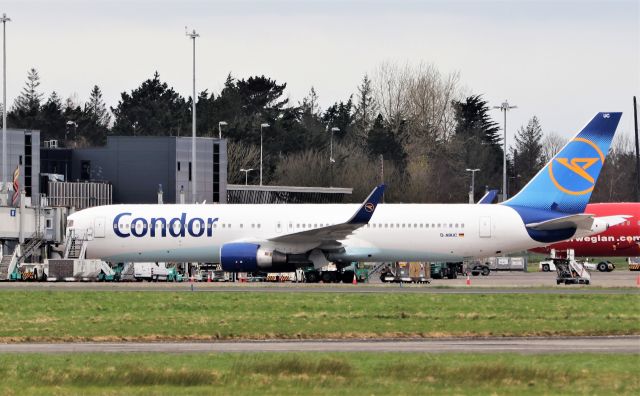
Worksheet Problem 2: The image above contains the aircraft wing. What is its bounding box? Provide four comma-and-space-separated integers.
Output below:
268, 184, 385, 244
527, 214, 630, 231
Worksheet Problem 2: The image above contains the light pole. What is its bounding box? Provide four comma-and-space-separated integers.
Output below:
493, 100, 517, 201
329, 127, 339, 186
218, 121, 227, 139
240, 168, 254, 185
465, 168, 480, 204
259, 123, 269, 185
186, 28, 199, 203
1, 13, 10, 198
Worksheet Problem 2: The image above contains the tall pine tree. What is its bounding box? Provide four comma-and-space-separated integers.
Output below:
8, 68, 44, 129
511, 116, 544, 193
452, 94, 503, 197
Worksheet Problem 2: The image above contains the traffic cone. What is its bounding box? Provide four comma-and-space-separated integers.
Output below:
636, 275, 640, 287
207, 273, 212, 282
352, 273, 357, 285
466, 274, 471, 286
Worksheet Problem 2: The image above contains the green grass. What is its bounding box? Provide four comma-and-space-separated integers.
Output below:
0, 353, 637, 395
0, 291, 638, 341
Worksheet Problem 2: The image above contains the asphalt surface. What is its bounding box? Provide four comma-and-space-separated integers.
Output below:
1, 269, 638, 293
0, 337, 637, 354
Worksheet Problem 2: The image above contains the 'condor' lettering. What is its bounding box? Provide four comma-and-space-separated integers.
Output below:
113, 212, 218, 238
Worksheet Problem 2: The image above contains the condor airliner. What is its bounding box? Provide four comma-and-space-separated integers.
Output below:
67, 112, 626, 272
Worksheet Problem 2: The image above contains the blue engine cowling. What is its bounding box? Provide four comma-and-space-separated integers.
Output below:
220, 243, 260, 272
220, 242, 296, 272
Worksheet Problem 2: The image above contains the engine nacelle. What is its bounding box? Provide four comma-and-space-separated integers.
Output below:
220, 243, 297, 272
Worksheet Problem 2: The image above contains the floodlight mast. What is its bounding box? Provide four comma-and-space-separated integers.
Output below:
1, 13, 10, 200
465, 168, 480, 204
493, 100, 517, 201
218, 121, 227, 139
240, 168, 254, 185
186, 28, 199, 203
259, 123, 269, 185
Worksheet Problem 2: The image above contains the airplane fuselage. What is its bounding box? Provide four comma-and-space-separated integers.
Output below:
69, 203, 549, 264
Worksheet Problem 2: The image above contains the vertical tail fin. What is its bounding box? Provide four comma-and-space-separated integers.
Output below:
503, 112, 622, 215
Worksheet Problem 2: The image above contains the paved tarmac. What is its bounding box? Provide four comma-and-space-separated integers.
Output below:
1, 270, 638, 293
0, 337, 637, 354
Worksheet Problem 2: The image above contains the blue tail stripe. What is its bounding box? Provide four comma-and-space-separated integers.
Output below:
503, 112, 621, 219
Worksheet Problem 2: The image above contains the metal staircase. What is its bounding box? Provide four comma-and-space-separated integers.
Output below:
367, 262, 389, 279
17, 205, 45, 263
64, 237, 86, 259
18, 232, 44, 263
0, 248, 19, 281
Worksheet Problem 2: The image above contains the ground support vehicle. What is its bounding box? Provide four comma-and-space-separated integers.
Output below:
133, 262, 181, 282
299, 262, 368, 283
553, 258, 591, 285
265, 272, 298, 282
629, 257, 640, 271
45, 259, 115, 281
430, 262, 460, 279
539, 249, 613, 272
584, 260, 615, 272
380, 262, 430, 284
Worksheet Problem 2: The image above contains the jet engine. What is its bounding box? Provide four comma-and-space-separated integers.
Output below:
220, 242, 303, 272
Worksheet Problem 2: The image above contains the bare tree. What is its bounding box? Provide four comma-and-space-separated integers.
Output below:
227, 141, 261, 184
592, 133, 635, 202
372, 61, 412, 127
371, 61, 461, 161
541, 131, 568, 163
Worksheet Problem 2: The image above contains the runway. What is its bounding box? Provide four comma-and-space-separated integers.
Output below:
0, 337, 637, 354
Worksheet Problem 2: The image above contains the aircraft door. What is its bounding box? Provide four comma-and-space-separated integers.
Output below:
287, 220, 294, 233
94, 217, 106, 238
275, 220, 284, 233
479, 216, 491, 238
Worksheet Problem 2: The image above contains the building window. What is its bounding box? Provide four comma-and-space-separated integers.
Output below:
177, 162, 181, 171
188, 162, 192, 181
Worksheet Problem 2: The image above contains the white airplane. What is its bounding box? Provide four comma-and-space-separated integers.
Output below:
67, 112, 626, 272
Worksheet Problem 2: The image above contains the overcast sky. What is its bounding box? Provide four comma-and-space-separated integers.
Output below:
2, 0, 639, 144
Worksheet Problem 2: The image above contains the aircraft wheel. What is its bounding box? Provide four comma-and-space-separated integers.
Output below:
306, 271, 320, 283
321, 272, 333, 283
597, 262, 608, 272
542, 264, 550, 272
342, 271, 355, 283
481, 267, 490, 276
